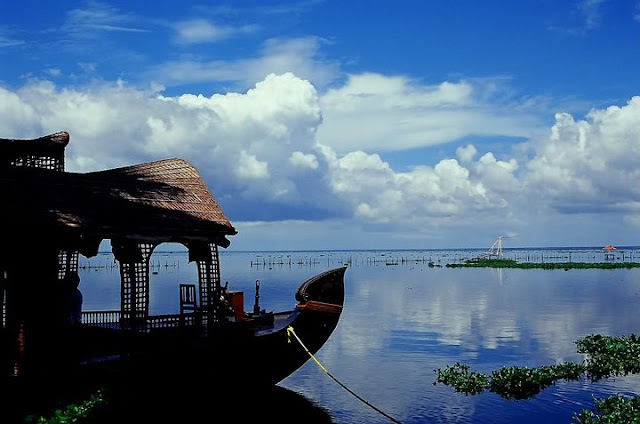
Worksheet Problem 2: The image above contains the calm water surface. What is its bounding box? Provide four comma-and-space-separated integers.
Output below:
79, 247, 640, 424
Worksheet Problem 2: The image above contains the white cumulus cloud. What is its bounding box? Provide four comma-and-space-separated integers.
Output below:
318, 73, 543, 154
1, 73, 638, 248
172, 19, 257, 44
525, 96, 640, 214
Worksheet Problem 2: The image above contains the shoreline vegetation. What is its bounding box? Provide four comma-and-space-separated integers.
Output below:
81, 247, 640, 270
444, 258, 640, 269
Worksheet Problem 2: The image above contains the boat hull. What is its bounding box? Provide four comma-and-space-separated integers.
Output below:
3, 266, 347, 419
112, 270, 346, 387
102, 266, 344, 382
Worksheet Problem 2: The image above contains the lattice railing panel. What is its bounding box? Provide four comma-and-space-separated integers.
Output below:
197, 243, 222, 325
1, 274, 6, 329
119, 243, 154, 326
10, 154, 64, 171
57, 250, 79, 280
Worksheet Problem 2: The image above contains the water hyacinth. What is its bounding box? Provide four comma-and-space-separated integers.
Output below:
25, 389, 107, 424
577, 334, 640, 380
434, 363, 489, 395
572, 395, 640, 424
435, 334, 640, 423
489, 364, 584, 400
435, 363, 584, 400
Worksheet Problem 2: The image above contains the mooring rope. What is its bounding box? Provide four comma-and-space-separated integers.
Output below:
287, 326, 403, 424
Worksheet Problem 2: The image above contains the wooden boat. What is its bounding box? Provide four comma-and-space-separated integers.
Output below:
0, 132, 347, 417
73, 265, 347, 387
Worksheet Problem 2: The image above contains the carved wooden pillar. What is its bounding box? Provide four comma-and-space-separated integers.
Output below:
188, 241, 223, 330
112, 240, 154, 329
57, 249, 79, 280
1, 270, 6, 331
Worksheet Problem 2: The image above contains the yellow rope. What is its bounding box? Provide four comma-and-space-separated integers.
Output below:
287, 326, 403, 424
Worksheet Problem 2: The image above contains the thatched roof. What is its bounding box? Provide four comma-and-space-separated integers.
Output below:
0, 133, 236, 252
0, 131, 69, 171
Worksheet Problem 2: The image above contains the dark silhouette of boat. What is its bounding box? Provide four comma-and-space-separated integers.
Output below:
0, 131, 346, 419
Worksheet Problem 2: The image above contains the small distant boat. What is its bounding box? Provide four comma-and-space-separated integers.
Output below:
602, 244, 618, 260
473, 235, 510, 261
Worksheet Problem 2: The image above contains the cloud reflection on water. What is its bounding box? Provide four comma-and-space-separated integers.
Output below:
78, 249, 640, 423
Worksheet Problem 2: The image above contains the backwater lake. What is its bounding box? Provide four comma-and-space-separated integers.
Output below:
78, 247, 640, 423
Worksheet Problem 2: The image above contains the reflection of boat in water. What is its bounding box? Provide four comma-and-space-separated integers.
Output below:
126, 385, 334, 423
46, 382, 335, 423
0, 132, 346, 419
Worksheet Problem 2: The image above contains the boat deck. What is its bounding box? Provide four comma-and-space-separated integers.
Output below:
79, 309, 295, 334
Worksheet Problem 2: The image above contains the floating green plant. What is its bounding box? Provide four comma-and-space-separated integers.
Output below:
490, 363, 585, 400
573, 395, 640, 424
435, 334, 640, 423
577, 334, 640, 380
25, 388, 107, 424
434, 362, 583, 400
433, 362, 489, 395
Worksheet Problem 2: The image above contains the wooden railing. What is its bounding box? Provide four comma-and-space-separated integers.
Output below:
1, 286, 5, 329
147, 313, 197, 329
81, 310, 199, 331
81, 310, 121, 325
